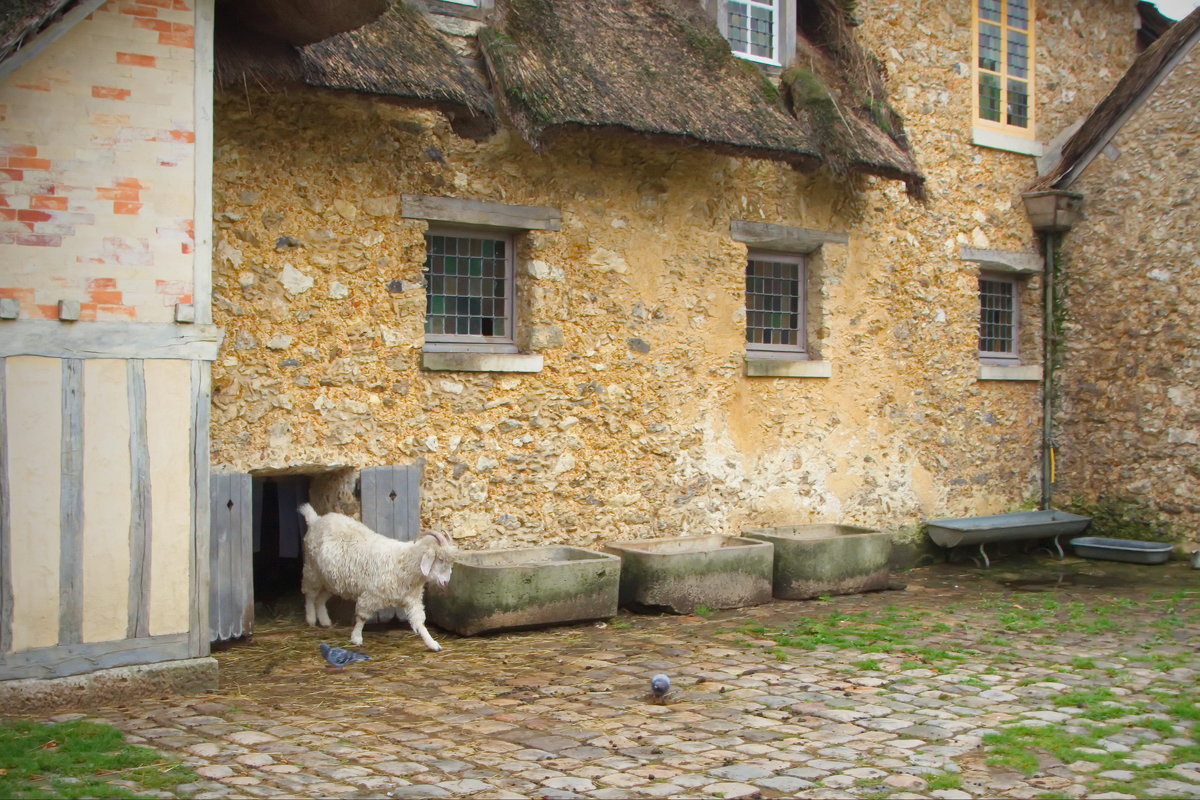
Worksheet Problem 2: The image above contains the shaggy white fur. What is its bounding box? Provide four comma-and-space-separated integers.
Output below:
299, 503, 454, 650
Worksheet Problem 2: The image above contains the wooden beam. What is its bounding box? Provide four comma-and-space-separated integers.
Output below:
189, 361, 211, 657
58, 360, 84, 646
126, 361, 152, 640
0, 361, 11, 654
403, 195, 562, 231
193, 0, 216, 326
0, 322, 222, 360
0, 633, 191, 681
730, 220, 849, 253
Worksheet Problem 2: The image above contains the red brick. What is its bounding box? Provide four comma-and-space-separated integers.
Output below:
30, 196, 67, 211
0, 168, 22, 182
17, 233, 62, 247
89, 290, 123, 305
0, 144, 37, 158
140, 0, 173, 7
0, 288, 35, 302
159, 28, 194, 48
181, 241, 193, 254
92, 86, 132, 100
171, 0, 192, 9
98, 186, 140, 201
0, 209, 15, 221
134, 17, 172, 32
113, 201, 142, 215
88, 278, 118, 291
14, 80, 50, 91
17, 209, 52, 225
162, 129, 194, 143
34, 304, 60, 319
9, 157, 51, 170
116, 52, 155, 68
119, 2, 158, 17
97, 305, 137, 320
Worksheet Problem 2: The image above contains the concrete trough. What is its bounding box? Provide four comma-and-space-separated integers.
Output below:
742, 524, 892, 600
425, 546, 620, 636
603, 535, 773, 614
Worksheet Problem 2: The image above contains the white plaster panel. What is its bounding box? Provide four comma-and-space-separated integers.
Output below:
6, 357, 62, 651
81, 359, 132, 643
143, 359, 193, 636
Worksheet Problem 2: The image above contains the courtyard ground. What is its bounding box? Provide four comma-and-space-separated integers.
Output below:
17, 556, 1200, 799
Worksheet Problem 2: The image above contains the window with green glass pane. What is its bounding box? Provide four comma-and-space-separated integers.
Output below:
423, 230, 512, 343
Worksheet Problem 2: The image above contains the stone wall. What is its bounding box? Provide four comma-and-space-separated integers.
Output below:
210, 0, 1139, 552
1054, 38, 1200, 545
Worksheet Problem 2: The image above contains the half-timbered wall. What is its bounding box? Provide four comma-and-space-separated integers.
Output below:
0, 0, 218, 681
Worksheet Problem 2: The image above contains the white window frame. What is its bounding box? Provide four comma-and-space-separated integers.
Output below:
745, 250, 808, 359
705, 0, 795, 69
423, 226, 518, 355
978, 270, 1021, 364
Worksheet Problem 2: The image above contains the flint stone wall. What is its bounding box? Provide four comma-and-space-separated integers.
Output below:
1054, 37, 1200, 545
210, 0, 1137, 551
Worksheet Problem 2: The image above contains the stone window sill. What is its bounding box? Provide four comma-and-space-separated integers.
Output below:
972, 126, 1045, 157
978, 363, 1042, 382
423, 352, 544, 373
745, 358, 831, 378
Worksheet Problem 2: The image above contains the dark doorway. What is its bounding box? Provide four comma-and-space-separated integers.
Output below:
252, 475, 310, 610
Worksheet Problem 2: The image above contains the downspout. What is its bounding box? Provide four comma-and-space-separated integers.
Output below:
1040, 231, 1056, 511
1021, 189, 1083, 512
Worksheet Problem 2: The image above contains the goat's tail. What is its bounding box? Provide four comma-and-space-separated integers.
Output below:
298, 503, 320, 525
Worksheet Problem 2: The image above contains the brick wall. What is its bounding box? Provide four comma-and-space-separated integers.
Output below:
0, 0, 197, 323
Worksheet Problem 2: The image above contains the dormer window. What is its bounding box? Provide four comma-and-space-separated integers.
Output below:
707, 0, 795, 69
728, 0, 779, 64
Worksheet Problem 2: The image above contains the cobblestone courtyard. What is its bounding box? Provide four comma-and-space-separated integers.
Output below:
23, 558, 1200, 799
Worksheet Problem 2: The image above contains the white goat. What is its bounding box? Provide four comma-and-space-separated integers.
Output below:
299, 503, 454, 651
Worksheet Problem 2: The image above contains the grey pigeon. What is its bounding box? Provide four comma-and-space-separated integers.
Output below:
650, 673, 671, 699
320, 643, 370, 670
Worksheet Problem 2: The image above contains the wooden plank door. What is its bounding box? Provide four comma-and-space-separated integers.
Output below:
210, 472, 253, 642
359, 463, 423, 622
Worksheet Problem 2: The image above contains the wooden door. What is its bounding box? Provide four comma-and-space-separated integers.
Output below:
210, 472, 253, 642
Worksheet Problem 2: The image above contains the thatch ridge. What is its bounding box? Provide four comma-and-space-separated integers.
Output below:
481, 0, 823, 170
1031, 6, 1200, 191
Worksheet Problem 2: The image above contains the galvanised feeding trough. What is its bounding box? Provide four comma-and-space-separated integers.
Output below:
742, 524, 892, 599
925, 509, 1092, 568
424, 545, 620, 636
603, 535, 773, 614
1070, 536, 1173, 565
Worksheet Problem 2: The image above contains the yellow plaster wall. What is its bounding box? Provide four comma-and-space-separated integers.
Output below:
6, 357, 62, 651
144, 360, 192, 636
81, 359, 132, 643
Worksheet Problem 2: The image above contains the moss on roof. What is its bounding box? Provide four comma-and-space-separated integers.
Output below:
480, 0, 823, 169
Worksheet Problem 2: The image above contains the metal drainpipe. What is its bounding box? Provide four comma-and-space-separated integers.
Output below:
1041, 231, 1056, 511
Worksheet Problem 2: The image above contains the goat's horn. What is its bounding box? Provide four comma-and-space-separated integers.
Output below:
420, 529, 451, 546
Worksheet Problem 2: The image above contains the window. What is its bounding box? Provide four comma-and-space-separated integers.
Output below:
423, 228, 516, 354
979, 271, 1020, 362
728, 0, 779, 64
974, 0, 1034, 138
745, 251, 806, 357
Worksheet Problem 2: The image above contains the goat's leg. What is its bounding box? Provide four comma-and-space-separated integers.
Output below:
349, 595, 381, 646
315, 591, 333, 627
403, 599, 441, 652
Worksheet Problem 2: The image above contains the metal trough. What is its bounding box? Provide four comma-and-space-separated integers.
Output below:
925, 510, 1092, 568
1070, 536, 1173, 565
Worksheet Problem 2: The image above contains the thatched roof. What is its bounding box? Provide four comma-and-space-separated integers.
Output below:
300, 0, 496, 138
0, 0, 75, 66
480, 0, 822, 171
480, 0, 922, 193
1031, 6, 1200, 191
216, 0, 496, 139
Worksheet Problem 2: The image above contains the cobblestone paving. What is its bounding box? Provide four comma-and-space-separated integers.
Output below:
32, 560, 1200, 799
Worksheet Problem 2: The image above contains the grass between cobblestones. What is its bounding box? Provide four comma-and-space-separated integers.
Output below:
734, 588, 1200, 798
0, 719, 197, 799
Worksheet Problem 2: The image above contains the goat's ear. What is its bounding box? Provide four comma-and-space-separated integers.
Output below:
431, 556, 453, 586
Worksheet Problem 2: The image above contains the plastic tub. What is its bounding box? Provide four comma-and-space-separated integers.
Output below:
1070, 536, 1173, 565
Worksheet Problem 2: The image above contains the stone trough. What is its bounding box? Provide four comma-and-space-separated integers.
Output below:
742, 524, 893, 599
603, 535, 773, 614
425, 546, 620, 636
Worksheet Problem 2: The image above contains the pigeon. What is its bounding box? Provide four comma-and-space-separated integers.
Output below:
320, 643, 370, 671
648, 673, 672, 703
